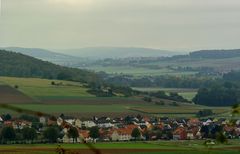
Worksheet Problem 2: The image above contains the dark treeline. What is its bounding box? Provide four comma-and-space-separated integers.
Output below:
189, 49, 240, 59
223, 70, 240, 82
193, 82, 240, 106
105, 75, 217, 88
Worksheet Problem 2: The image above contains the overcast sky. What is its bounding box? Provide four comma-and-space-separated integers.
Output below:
0, 0, 240, 51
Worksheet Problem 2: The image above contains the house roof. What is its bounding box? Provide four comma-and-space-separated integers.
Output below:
79, 130, 89, 138
188, 118, 200, 125
109, 124, 139, 136
173, 127, 186, 135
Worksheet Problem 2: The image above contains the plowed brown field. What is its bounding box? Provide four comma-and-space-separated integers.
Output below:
0, 85, 35, 103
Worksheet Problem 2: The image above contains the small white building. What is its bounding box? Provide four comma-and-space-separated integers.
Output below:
82, 121, 96, 128
98, 122, 114, 128
75, 119, 82, 128
39, 117, 46, 125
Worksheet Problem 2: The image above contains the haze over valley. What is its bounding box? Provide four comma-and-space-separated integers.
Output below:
0, 1, 239, 153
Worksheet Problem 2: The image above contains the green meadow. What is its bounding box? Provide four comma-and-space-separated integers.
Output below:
0, 140, 239, 154
0, 77, 94, 99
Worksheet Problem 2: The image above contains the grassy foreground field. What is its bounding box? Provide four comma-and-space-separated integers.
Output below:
0, 140, 239, 154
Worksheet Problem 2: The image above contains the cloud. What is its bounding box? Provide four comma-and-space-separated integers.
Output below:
0, 0, 240, 50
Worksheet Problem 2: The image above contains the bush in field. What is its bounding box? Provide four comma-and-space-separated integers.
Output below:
216, 132, 228, 144
197, 109, 213, 117
155, 101, 165, 105
51, 81, 55, 85
170, 102, 179, 106
143, 96, 152, 102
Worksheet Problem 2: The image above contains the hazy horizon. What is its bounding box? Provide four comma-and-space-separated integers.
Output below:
1, 0, 240, 51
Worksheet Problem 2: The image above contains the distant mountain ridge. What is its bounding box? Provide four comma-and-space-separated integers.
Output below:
0, 47, 84, 66
58, 47, 182, 59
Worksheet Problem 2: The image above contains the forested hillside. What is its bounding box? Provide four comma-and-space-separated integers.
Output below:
0, 50, 100, 84
189, 49, 240, 59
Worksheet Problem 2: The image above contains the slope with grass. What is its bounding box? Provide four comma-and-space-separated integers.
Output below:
0, 77, 94, 100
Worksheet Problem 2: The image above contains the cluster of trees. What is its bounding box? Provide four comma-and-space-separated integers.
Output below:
150, 91, 190, 103
0, 126, 61, 144
87, 88, 115, 97
200, 125, 224, 139
0, 125, 102, 144
193, 82, 240, 106
142, 91, 190, 104
87, 82, 138, 97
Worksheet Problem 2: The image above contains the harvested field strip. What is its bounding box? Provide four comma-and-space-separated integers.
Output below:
129, 106, 229, 114
0, 85, 35, 103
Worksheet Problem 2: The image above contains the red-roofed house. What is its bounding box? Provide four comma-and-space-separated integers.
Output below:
110, 125, 139, 141
173, 127, 187, 140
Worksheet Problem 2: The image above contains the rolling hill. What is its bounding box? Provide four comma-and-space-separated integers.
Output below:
82, 49, 240, 76
0, 47, 85, 66
0, 49, 100, 84
58, 47, 182, 59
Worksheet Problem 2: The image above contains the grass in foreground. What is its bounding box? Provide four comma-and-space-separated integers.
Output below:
0, 140, 239, 154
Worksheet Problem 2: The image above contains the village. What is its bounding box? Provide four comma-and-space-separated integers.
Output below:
0, 113, 239, 144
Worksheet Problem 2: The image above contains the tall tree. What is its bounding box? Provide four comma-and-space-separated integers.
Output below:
89, 126, 100, 140
43, 127, 59, 143
68, 127, 79, 143
1, 126, 16, 141
22, 127, 37, 141
131, 128, 141, 140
